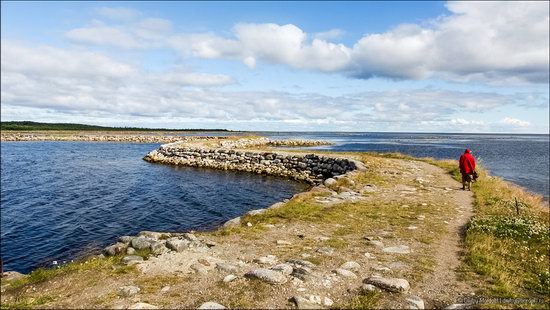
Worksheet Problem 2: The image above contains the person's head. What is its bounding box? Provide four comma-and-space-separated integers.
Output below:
464, 149, 471, 154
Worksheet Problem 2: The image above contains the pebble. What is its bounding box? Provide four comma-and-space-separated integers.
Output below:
324, 296, 334, 306
198, 302, 226, 309
247, 222, 253, 227
190, 263, 208, 275
223, 274, 238, 282
407, 226, 418, 230
121, 255, 144, 265
245, 268, 287, 284
160, 286, 170, 293
118, 285, 140, 297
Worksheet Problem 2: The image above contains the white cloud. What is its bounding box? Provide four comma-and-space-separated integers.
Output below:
1, 41, 546, 132
501, 117, 530, 127
67, 2, 549, 84
96, 7, 141, 21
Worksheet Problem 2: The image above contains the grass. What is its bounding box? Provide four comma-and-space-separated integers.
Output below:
432, 160, 550, 304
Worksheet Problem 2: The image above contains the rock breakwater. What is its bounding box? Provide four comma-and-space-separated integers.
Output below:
144, 140, 365, 183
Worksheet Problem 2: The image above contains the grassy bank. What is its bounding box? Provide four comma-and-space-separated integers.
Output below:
433, 161, 549, 305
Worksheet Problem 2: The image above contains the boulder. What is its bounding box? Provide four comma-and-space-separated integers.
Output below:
245, 268, 287, 284
406, 296, 425, 309
254, 255, 277, 265
1, 271, 26, 281
166, 238, 189, 252
223, 274, 238, 282
131, 237, 152, 250
271, 263, 293, 275
246, 209, 267, 216
222, 217, 241, 228
103, 242, 127, 256
150, 242, 168, 255
363, 276, 410, 293
289, 296, 318, 309
324, 178, 337, 187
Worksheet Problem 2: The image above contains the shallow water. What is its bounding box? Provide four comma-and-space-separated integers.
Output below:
262, 132, 549, 200
0, 142, 308, 273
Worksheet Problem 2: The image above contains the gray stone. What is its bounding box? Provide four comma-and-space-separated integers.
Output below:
118, 285, 140, 297
222, 217, 241, 228
333, 268, 357, 278
289, 296, 318, 309
246, 209, 267, 216
276, 240, 292, 245
150, 242, 168, 255
363, 276, 410, 293
382, 245, 411, 254
128, 303, 158, 309
118, 236, 134, 244
121, 255, 144, 265
223, 274, 238, 282
324, 178, 337, 187
245, 268, 287, 284
104, 242, 127, 256
340, 261, 360, 271
268, 202, 285, 210
323, 296, 334, 306
183, 233, 199, 242
131, 237, 152, 250
216, 262, 238, 273
197, 301, 225, 309
191, 263, 208, 275
166, 238, 189, 252
271, 263, 294, 275
126, 247, 136, 255
406, 296, 425, 309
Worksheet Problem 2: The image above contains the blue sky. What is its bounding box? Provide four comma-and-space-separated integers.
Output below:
1, 1, 548, 133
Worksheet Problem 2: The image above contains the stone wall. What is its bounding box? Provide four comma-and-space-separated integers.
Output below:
144, 143, 365, 184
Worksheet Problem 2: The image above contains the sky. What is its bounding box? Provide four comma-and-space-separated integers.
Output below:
1, 1, 549, 133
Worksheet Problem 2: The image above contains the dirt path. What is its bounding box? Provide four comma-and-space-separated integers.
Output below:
409, 161, 476, 308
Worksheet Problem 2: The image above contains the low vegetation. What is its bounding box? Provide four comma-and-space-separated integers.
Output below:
434, 161, 549, 304
0, 121, 229, 132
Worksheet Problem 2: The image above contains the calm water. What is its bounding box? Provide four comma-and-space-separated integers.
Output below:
1, 132, 548, 273
263, 132, 549, 200
0, 142, 308, 273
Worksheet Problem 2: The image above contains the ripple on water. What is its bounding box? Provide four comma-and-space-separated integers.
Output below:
0, 142, 308, 273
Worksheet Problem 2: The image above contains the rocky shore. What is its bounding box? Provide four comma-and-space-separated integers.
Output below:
144, 139, 363, 184
0, 133, 226, 143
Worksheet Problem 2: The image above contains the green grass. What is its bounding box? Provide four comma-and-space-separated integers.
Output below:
0, 121, 229, 131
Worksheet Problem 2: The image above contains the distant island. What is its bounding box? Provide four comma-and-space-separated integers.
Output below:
0, 121, 230, 132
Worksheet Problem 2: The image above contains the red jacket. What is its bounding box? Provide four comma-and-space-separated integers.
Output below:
459, 149, 476, 174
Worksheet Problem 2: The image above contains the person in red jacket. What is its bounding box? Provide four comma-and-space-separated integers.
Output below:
459, 149, 476, 190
